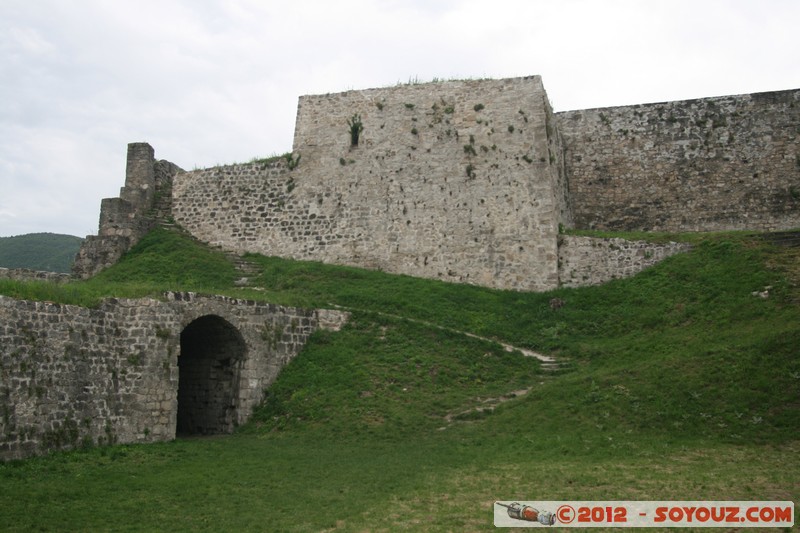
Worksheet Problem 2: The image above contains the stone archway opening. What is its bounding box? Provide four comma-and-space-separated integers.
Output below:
177, 315, 246, 436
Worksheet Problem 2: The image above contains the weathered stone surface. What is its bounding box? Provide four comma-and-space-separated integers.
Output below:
558, 89, 800, 231
169, 78, 798, 292
0, 268, 72, 284
558, 236, 690, 288
0, 293, 348, 460
173, 77, 569, 292
76, 78, 799, 290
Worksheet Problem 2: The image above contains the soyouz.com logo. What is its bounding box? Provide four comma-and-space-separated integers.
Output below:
493, 501, 794, 528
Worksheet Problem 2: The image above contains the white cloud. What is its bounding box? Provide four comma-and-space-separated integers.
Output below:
1, 0, 798, 237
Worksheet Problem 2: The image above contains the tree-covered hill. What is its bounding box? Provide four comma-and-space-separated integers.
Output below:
0, 233, 83, 273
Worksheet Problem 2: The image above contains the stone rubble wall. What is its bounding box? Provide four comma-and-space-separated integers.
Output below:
0, 292, 348, 460
173, 76, 569, 292
0, 267, 73, 284
557, 89, 800, 232
558, 235, 691, 288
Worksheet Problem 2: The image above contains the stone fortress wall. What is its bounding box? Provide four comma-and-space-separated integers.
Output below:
0, 292, 347, 460
557, 236, 690, 288
5, 76, 797, 459
164, 77, 798, 291
173, 77, 570, 291
0, 267, 73, 284
559, 89, 800, 231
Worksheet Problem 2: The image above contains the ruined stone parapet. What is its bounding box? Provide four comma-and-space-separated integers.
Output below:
0, 267, 73, 284
71, 234, 132, 279
72, 143, 183, 279
120, 142, 156, 210
558, 235, 691, 288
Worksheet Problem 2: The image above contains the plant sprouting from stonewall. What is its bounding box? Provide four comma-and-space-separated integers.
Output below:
347, 113, 364, 147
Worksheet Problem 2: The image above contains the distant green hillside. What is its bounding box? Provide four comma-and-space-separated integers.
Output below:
0, 233, 83, 273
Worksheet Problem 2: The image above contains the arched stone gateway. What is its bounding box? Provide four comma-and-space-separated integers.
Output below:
177, 315, 247, 435
0, 292, 349, 460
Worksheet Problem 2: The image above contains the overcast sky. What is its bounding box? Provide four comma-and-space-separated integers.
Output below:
2, 0, 798, 238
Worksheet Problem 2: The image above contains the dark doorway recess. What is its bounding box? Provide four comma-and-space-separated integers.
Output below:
177, 315, 246, 436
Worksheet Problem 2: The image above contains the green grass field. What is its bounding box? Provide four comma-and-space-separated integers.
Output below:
0, 228, 798, 531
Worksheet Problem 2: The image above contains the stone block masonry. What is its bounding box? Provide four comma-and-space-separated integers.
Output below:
73, 144, 183, 279
558, 236, 691, 288
0, 267, 72, 284
0, 292, 348, 460
558, 89, 800, 231
173, 76, 570, 292
80, 77, 799, 292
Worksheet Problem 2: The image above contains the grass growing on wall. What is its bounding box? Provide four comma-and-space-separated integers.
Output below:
0, 228, 798, 531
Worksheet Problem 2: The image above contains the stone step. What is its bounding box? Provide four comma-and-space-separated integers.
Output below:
762, 230, 800, 247
233, 262, 260, 273
539, 362, 570, 372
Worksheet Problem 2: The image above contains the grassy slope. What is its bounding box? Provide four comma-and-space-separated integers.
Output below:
0, 227, 798, 531
0, 233, 83, 273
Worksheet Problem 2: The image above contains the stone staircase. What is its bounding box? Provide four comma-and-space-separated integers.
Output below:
145, 173, 265, 288
150, 183, 175, 228
229, 254, 262, 288
761, 230, 800, 247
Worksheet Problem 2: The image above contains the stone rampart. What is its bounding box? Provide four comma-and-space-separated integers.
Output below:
11, 78, 800, 460
79, 78, 799, 292
0, 268, 73, 284
558, 89, 800, 231
173, 76, 569, 292
558, 236, 690, 288
0, 292, 348, 460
